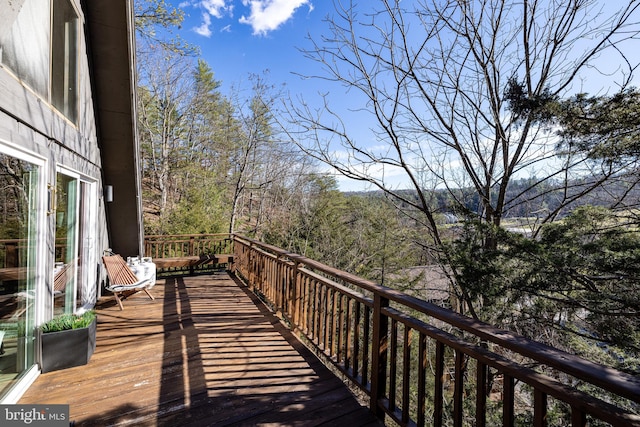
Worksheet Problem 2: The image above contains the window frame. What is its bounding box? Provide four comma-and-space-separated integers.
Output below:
50, 0, 79, 124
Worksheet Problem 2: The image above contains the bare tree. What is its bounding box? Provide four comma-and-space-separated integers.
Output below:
227, 73, 313, 235
286, 0, 640, 314
137, 50, 194, 221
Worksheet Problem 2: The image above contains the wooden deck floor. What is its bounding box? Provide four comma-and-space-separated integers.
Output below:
20, 272, 382, 426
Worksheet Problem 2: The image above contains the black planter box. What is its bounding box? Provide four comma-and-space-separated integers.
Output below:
39, 318, 97, 373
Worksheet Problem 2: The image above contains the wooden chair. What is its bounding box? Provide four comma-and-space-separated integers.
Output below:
102, 254, 154, 310
53, 262, 71, 295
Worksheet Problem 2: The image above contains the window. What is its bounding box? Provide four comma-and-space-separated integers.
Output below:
0, 0, 51, 97
51, 0, 78, 123
0, 0, 78, 123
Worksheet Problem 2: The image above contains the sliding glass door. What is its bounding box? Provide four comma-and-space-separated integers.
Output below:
0, 150, 41, 397
55, 171, 96, 315
77, 181, 96, 308
54, 172, 77, 315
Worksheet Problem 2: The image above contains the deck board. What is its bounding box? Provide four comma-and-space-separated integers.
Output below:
20, 272, 381, 426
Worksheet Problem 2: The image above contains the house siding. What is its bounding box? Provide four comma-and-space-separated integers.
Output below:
0, 0, 110, 316
0, 0, 139, 401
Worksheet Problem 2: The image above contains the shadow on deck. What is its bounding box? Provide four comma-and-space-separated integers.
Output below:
20, 272, 382, 426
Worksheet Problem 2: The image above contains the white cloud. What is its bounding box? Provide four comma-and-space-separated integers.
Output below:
200, 0, 231, 18
189, 0, 311, 37
191, 1, 233, 37
193, 13, 213, 37
239, 0, 310, 35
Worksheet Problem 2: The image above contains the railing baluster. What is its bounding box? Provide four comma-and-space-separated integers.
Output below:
298, 273, 305, 331
309, 278, 316, 341
307, 276, 313, 336
389, 319, 398, 414
336, 292, 344, 362
293, 262, 301, 326
534, 389, 548, 427
476, 360, 487, 427
323, 287, 331, 353
274, 258, 279, 305
401, 327, 411, 425
314, 281, 321, 345
503, 374, 515, 427
270, 257, 275, 302
309, 277, 316, 338
571, 406, 586, 427
300, 267, 307, 329
279, 261, 285, 313
285, 263, 289, 312
434, 340, 444, 427
352, 300, 361, 380
306, 278, 313, 339
362, 305, 371, 388
453, 349, 465, 427
266, 255, 270, 295
279, 261, 284, 309
330, 288, 336, 355
343, 296, 350, 369
318, 281, 324, 347
418, 332, 428, 427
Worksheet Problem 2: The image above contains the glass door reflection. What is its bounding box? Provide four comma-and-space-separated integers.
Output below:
0, 153, 38, 396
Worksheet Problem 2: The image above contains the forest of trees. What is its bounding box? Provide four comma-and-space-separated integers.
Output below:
133, 0, 640, 377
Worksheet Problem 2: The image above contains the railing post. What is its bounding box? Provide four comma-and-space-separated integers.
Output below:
188, 236, 195, 275
370, 293, 389, 421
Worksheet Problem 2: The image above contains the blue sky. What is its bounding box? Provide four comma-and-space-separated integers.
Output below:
172, 0, 328, 96
168, 0, 375, 191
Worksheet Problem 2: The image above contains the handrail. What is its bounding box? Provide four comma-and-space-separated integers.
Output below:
229, 234, 640, 427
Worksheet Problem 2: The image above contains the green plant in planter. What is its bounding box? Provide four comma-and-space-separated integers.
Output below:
40, 310, 96, 333
39, 310, 97, 372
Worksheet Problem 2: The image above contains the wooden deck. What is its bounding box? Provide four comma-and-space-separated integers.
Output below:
20, 272, 382, 426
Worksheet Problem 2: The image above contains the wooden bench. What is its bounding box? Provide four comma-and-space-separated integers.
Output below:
212, 254, 234, 265
154, 254, 234, 272
102, 254, 154, 310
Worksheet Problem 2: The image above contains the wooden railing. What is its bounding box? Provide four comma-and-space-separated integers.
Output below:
1, 238, 69, 269
229, 235, 640, 427
144, 233, 233, 258
144, 233, 233, 274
